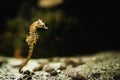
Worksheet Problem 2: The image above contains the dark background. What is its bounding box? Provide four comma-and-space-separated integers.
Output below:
0, 0, 119, 57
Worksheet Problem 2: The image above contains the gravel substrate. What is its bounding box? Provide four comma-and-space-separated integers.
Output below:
0, 51, 120, 80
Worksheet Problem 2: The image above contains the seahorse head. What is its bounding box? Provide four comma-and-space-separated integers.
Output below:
36, 19, 48, 29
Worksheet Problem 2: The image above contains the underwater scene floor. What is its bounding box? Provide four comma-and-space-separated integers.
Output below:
0, 51, 120, 80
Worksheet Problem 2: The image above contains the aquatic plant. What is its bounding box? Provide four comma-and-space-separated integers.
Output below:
19, 19, 48, 73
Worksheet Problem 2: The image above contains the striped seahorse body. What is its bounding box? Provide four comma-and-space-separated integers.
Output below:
19, 19, 48, 73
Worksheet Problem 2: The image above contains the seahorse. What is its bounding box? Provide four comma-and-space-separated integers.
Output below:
19, 19, 48, 73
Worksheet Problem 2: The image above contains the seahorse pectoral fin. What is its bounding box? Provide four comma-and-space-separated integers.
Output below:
26, 35, 29, 43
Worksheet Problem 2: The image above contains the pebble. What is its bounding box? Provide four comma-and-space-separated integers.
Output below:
43, 62, 66, 71
43, 65, 54, 72
43, 62, 67, 76
68, 71, 86, 80
65, 58, 84, 67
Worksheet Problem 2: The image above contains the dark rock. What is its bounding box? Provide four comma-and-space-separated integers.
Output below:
23, 70, 31, 75
49, 70, 58, 76
91, 73, 101, 78
113, 74, 120, 80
